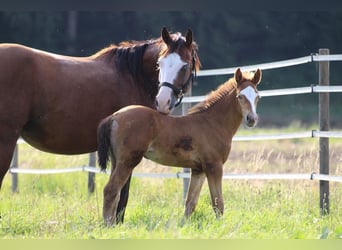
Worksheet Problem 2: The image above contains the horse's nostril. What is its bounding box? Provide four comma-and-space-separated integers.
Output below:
247, 115, 255, 124
167, 99, 170, 105
155, 100, 159, 107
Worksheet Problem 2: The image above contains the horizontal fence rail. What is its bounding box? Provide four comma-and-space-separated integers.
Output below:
197, 53, 342, 76
182, 84, 342, 103
9, 167, 342, 183
10, 129, 342, 180
14, 129, 342, 147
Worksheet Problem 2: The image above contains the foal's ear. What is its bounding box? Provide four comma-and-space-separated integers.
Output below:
234, 68, 243, 85
185, 28, 193, 47
162, 27, 172, 47
252, 69, 262, 85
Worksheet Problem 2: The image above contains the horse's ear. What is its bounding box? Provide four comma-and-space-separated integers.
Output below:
185, 29, 193, 47
162, 27, 172, 47
235, 68, 243, 85
252, 69, 262, 85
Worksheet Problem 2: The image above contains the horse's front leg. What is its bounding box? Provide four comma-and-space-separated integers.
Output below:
204, 162, 224, 218
184, 169, 206, 218
103, 165, 133, 226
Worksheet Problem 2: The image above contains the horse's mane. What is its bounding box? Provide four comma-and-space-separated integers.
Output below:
91, 38, 163, 78
90, 33, 200, 94
188, 71, 255, 114
92, 32, 201, 76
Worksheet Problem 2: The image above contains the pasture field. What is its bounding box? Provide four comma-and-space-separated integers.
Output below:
1, 125, 342, 239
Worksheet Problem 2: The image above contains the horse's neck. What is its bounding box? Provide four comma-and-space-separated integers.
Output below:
139, 43, 163, 93
202, 90, 243, 135
143, 42, 163, 79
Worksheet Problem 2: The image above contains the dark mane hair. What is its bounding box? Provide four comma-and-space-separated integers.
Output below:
92, 38, 163, 79
90, 32, 200, 99
114, 39, 164, 78
90, 39, 163, 100
91, 31, 200, 78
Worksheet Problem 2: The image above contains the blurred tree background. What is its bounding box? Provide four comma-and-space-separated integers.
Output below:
1, 11, 341, 126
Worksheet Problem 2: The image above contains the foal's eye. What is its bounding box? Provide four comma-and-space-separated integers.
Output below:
237, 94, 243, 100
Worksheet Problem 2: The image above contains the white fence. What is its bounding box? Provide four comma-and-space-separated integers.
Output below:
9, 49, 342, 214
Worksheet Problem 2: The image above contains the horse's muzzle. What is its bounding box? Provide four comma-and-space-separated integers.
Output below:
155, 99, 172, 114
245, 113, 258, 128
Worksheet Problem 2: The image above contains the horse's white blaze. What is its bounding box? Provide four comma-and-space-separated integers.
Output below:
155, 87, 172, 112
158, 53, 186, 83
156, 53, 187, 114
240, 86, 258, 114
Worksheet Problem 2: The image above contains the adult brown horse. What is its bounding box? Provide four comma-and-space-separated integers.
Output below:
0, 27, 200, 221
97, 68, 262, 226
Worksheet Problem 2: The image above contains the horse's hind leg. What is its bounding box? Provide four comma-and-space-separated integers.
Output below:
103, 164, 133, 226
115, 174, 132, 223
0, 131, 20, 189
184, 169, 206, 218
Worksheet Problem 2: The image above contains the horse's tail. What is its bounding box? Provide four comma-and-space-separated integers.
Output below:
97, 116, 114, 171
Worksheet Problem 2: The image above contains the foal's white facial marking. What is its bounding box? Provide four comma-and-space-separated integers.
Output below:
239, 86, 259, 114
156, 53, 187, 114
239, 85, 260, 128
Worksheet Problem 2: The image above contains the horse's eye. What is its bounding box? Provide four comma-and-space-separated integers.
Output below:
237, 94, 243, 100
181, 64, 189, 71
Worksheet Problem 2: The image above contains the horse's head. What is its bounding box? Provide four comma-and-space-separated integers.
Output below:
235, 68, 262, 128
155, 27, 200, 114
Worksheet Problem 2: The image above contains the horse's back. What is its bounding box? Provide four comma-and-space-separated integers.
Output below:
110, 105, 159, 145
0, 43, 54, 84
0, 43, 36, 73
113, 105, 159, 127
0, 43, 72, 60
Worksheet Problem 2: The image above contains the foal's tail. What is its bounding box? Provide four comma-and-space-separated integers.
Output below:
97, 116, 113, 172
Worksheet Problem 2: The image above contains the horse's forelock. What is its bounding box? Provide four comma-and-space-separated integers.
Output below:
159, 34, 199, 67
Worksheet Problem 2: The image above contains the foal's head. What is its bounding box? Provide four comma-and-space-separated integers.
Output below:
235, 68, 262, 128
155, 27, 200, 114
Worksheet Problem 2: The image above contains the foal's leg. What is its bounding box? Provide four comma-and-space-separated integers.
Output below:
184, 169, 206, 218
103, 164, 133, 226
204, 163, 224, 218
115, 174, 132, 223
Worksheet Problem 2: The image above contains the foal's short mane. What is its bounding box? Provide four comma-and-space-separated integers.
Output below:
188, 71, 255, 114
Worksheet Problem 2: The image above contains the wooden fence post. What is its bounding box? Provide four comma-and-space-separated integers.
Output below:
11, 145, 18, 193
88, 152, 96, 194
318, 48, 330, 215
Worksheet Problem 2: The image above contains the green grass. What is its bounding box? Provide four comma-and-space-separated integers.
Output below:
1, 126, 342, 239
